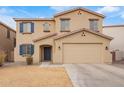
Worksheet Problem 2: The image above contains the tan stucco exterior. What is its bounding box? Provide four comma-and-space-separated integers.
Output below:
14, 8, 112, 64
0, 22, 16, 61
103, 25, 124, 61
53, 29, 112, 64
54, 9, 103, 34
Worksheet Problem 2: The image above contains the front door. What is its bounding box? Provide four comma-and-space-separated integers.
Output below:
44, 47, 51, 61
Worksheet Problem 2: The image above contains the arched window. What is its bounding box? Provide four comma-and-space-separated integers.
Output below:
43, 23, 50, 32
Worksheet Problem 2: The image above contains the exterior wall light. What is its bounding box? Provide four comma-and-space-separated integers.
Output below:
58, 46, 61, 50
105, 46, 108, 50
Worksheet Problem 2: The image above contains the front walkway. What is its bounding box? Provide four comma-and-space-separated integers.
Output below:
64, 64, 124, 87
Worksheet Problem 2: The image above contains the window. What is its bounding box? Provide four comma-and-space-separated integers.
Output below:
19, 44, 34, 56
20, 22, 34, 33
43, 23, 50, 32
7, 29, 10, 38
60, 19, 70, 31
23, 23, 31, 33
14, 38, 16, 47
89, 19, 98, 31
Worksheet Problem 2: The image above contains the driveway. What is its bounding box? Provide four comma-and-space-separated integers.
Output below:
64, 64, 124, 87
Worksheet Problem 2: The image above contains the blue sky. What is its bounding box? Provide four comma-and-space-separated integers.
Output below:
0, 6, 124, 29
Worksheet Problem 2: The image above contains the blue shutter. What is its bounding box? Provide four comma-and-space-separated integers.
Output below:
28, 45, 31, 55
31, 23, 34, 33
20, 23, 23, 33
19, 45, 23, 55
28, 44, 34, 56
31, 44, 34, 55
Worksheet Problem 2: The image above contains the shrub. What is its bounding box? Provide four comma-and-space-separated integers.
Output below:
0, 51, 6, 66
26, 55, 33, 65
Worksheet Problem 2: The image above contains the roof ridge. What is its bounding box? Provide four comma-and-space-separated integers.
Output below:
13, 18, 54, 21
33, 32, 57, 42
83, 28, 113, 39
0, 21, 16, 33
103, 24, 124, 28
54, 28, 113, 40
54, 7, 105, 18
14, 7, 105, 21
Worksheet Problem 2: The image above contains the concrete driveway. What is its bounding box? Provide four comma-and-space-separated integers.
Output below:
64, 64, 124, 87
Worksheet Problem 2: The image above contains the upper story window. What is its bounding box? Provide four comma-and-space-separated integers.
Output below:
19, 22, 34, 33
43, 23, 50, 32
14, 38, 16, 47
60, 19, 70, 32
89, 19, 98, 32
7, 29, 10, 39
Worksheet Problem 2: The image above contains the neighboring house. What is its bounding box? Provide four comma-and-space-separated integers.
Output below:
103, 25, 124, 61
0, 21, 16, 62
14, 7, 113, 64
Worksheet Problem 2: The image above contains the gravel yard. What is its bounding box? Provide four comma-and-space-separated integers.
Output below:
0, 65, 72, 87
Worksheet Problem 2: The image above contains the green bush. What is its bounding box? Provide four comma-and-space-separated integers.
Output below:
0, 51, 6, 66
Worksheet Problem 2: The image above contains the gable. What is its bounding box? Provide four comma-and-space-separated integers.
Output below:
55, 32, 109, 45
0, 21, 16, 33
54, 28, 113, 43
54, 9, 104, 32
54, 9, 103, 20
54, 8, 105, 18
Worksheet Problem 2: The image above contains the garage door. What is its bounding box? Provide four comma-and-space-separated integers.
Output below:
63, 43, 102, 64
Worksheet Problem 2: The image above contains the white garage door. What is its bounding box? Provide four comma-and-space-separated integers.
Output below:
63, 43, 102, 64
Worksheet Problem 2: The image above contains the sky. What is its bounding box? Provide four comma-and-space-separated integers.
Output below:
0, 6, 124, 29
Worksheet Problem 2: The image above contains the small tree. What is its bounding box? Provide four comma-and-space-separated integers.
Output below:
0, 51, 6, 66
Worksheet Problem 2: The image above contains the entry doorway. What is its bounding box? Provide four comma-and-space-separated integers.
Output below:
44, 47, 51, 61
40, 45, 52, 62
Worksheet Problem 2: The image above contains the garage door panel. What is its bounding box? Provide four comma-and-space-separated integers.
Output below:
63, 44, 102, 63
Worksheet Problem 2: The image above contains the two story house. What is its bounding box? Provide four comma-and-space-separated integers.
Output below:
0, 21, 16, 62
14, 7, 113, 64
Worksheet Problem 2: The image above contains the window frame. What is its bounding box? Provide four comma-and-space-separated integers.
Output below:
43, 23, 50, 32
20, 44, 34, 57
7, 29, 10, 39
60, 18, 70, 32
14, 38, 16, 47
89, 19, 99, 32
19, 22, 34, 34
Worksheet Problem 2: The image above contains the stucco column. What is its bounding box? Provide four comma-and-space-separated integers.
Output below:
33, 44, 40, 64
